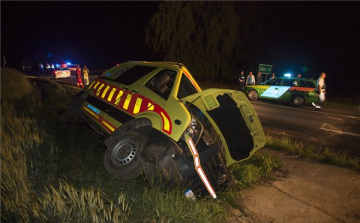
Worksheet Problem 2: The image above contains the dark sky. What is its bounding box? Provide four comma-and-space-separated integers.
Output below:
2, 1, 360, 97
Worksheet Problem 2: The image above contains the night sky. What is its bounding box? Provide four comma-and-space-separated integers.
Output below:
2, 1, 360, 98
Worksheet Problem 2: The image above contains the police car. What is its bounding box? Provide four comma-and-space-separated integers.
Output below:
63, 61, 266, 199
242, 76, 318, 107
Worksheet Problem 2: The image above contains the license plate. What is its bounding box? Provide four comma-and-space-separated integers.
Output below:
184, 189, 196, 201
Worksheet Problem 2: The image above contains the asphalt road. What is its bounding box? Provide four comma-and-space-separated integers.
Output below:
251, 100, 360, 157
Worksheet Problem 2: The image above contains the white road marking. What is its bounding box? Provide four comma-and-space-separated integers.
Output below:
320, 124, 360, 137
252, 101, 359, 119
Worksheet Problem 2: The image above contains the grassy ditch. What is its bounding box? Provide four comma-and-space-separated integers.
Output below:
266, 136, 360, 171
1, 68, 281, 222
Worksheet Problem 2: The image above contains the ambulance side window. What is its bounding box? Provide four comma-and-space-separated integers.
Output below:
177, 74, 198, 99
145, 69, 177, 100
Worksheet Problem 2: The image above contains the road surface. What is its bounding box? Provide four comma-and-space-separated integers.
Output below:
251, 100, 360, 157
235, 149, 360, 223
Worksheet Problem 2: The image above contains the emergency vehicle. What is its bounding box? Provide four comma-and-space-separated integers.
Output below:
242, 76, 319, 107
63, 61, 265, 199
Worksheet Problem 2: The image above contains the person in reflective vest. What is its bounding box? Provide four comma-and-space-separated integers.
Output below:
82, 65, 90, 86
76, 65, 84, 87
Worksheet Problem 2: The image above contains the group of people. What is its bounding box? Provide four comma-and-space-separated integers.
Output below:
238, 71, 274, 89
76, 65, 90, 88
238, 70, 327, 110
38, 63, 55, 75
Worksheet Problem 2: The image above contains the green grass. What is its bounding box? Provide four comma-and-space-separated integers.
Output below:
1, 68, 281, 222
323, 97, 360, 110
220, 152, 282, 207
266, 135, 360, 171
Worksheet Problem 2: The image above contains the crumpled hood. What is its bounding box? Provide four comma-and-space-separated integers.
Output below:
182, 88, 266, 166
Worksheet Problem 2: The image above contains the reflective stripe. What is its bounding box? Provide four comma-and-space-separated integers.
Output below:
102, 120, 115, 132
188, 138, 198, 156
83, 106, 99, 119
101, 86, 110, 98
196, 167, 217, 199
93, 81, 100, 90
90, 79, 173, 135
115, 90, 124, 105
89, 81, 96, 89
96, 84, 105, 96
187, 138, 217, 199
147, 102, 154, 111
107, 88, 117, 102
160, 112, 170, 132
123, 94, 132, 110
194, 156, 200, 167
133, 97, 142, 114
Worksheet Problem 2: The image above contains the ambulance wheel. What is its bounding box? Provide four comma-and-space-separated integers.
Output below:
247, 90, 258, 101
62, 91, 87, 123
104, 131, 145, 181
292, 95, 305, 107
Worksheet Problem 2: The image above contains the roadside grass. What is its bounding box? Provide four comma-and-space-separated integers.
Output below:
323, 96, 360, 110
220, 152, 282, 207
266, 136, 360, 171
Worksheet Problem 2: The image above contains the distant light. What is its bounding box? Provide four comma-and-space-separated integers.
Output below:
301, 66, 308, 72
66, 62, 71, 65
284, 73, 292, 77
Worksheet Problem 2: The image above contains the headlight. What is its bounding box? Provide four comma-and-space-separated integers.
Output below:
184, 116, 203, 145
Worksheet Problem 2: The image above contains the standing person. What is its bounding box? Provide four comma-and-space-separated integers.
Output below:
246, 71, 255, 85
256, 72, 263, 84
312, 72, 326, 110
38, 63, 42, 74
76, 65, 84, 88
238, 71, 245, 90
41, 63, 44, 74
45, 63, 50, 74
297, 73, 302, 78
270, 73, 276, 79
83, 65, 90, 86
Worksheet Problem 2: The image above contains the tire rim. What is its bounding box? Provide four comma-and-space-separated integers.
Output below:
294, 97, 304, 106
248, 91, 257, 100
111, 138, 138, 166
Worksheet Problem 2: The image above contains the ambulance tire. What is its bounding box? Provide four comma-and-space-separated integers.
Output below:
292, 95, 305, 107
104, 131, 145, 181
62, 91, 87, 123
247, 90, 258, 101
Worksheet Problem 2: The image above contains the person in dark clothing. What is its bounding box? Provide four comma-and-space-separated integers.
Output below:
238, 71, 245, 90
256, 72, 263, 84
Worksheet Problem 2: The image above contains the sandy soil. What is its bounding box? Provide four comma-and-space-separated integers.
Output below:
234, 149, 360, 223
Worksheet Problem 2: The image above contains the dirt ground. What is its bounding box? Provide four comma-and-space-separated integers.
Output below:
232, 149, 360, 223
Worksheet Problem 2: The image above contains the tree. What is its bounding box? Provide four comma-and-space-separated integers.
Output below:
146, 2, 265, 81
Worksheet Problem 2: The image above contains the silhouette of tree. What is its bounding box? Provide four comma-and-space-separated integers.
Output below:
146, 1, 264, 81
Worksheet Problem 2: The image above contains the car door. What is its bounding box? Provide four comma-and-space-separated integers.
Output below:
278, 78, 295, 101
260, 78, 281, 99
